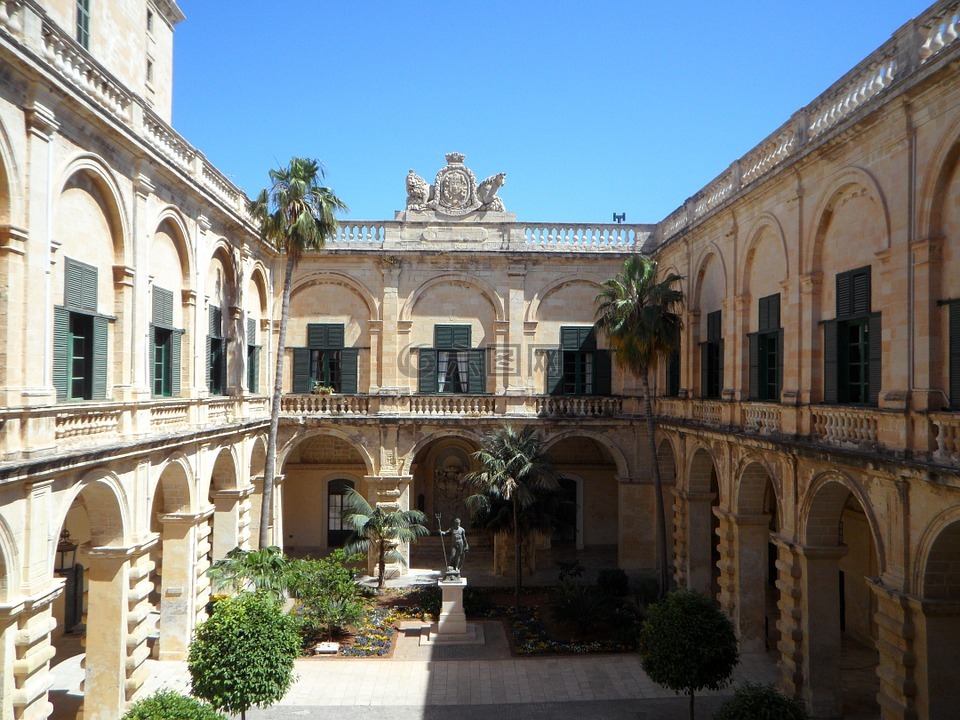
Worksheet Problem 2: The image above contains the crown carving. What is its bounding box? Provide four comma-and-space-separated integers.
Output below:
445, 152, 466, 164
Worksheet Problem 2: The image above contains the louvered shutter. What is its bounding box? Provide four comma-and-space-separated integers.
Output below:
53, 306, 70, 401
327, 324, 345, 349
594, 349, 612, 396
718, 339, 724, 395
707, 310, 721, 342
823, 320, 838, 404
149, 324, 157, 396
307, 323, 325, 349
561, 327, 595, 351
209, 305, 222, 337
340, 348, 359, 394
452, 325, 471, 350
206, 335, 213, 389
700, 343, 709, 398
759, 293, 780, 332
434, 325, 454, 350
775, 329, 784, 401
418, 348, 437, 393
747, 332, 759, 400
759, 299, 770, 334
65, 258, 97, 312
837, 272, 852, 318
153, 287, 174, 327
852, 271, 871, 315
292, 348, 311, 393
467, 349, 486, 393
546, 349, 562, 395
247, 317, 256, 344
950, 302, 960, 409
868, 313, 882, 406
171, 330, 182, 397
219, 338, 227, 393
667, 346, 681, 397
91, 315, 108, 400
248, 346, 259, 394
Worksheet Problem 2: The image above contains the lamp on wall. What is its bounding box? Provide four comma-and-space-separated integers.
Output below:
55, 529, 79, 574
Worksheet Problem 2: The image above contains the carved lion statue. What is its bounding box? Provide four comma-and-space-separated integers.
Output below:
477, 172, 506, 212
405, 169, 432, 211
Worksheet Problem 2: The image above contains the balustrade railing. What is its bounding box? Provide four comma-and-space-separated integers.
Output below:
408, 395, 497, 416
656, 397, 686, 419
55, 405, 122, 446
742, 403, 781, 435
149, 400, 190, 431
931, 412, 960, 466
692, 400, 723, 425
811, 406, 879, 447
522, 224, 644, 248
280, 394, 371, 415
920, 7, 960, 62
537, 396, 622, 418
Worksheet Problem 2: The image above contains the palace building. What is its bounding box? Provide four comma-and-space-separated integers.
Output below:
0, 1, 959, 718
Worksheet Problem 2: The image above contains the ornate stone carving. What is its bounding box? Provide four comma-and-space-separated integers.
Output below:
404, 153, 506, 216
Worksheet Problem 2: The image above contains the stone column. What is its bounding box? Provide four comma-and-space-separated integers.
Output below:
797, 544, 847, 719
379, 266, 401, 392
506, 262, 526, 393
367, 320, 382, 392
364, 475, 413, 578
125, 544, 158, 706
9, 587, 60, 720
210, 487, 254, 560
908, 236, 942, 414
798, 272, 822, 407
82, 549, 131, 720
726, 511, 771, 652
771, 536, 804, 698
618, 476, 656, 572
156, 509, 211, 660
681, 490, 716, 597
866, 579, 919, 720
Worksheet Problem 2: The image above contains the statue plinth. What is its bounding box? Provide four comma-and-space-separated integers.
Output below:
437, 577, 467, 635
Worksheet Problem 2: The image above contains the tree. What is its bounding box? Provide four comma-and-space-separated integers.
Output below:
188, 592, 301, 720
637, 589, 739, 720
207, 545, 290, 601
713, 683, 810, 720
248, 157, 347, 548
595, 255, 683, 597
121, 690, 226, 720
286, 549, 366, 640
464, 424, 558, 610
342, 487, 429, 589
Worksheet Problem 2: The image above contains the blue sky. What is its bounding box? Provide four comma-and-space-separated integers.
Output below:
173, 1, 932, 224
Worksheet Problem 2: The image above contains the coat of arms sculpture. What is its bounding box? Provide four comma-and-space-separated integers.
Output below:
405, 153, 506, 216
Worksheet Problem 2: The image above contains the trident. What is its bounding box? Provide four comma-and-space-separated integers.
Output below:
435, 512, 450, 570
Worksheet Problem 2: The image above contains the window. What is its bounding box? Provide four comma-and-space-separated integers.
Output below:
291, 323, 358, 393
418, 325, 487, 394
207, 305, 226, 395
151, 287, 181, 397
823, 266, 881, 405
546, 327, 612, 396
747, 294, 783, 402
54, 258, 108, 401
327, 479, 354, 547
944, 300, 960, 409
76, 0, 90, 49
247, 318, 260, 394
665, 325, 681, 397
700, 310, 723, 399
146, 59, 153, 84
146, 8, 153, 34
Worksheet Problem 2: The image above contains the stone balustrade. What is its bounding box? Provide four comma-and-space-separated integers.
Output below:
149, 400, 191, 432
408, 395, 497, 416
280, 394, 371, 415
692, 399, 724, 425
810, 406, 880, 447
56, 405, 122, 447
742, 403, 781, 435
931, 412, 960, 466
536, 395, 623, 418
522, 223, 643, 248
920, 6, 960, 62
142, 112, 198, 174
0, 1, 24, 38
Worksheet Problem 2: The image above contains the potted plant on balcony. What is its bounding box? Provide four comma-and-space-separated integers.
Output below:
311, 381, 335, 395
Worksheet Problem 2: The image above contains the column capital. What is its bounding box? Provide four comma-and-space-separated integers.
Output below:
159, 506, 215, 525
87, 533, 159, 561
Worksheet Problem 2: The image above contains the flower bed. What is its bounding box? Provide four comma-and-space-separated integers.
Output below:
508, 606, 636, 656
338, 605, 427, 657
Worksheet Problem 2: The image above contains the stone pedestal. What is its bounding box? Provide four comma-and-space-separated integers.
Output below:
438, 578, 467, 635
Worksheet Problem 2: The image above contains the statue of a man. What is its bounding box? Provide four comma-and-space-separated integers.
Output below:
441, 517, 469, 573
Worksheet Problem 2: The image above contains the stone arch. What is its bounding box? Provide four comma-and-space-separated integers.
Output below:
248, 262, 271, 317
807, 166, 891, 276
152, 453, 195, 514
739, 212, 789, 295
400, 427, 486, 476
0, 514, 18, 603
525, 273, 605, 323
248, 433, 267, 480
802, 472, 885, 571
208, 445, 240, 496
0, 115, 22, 226
57, 469, 128, 551
915, 507, 960, 598
691, 244, 728, 312
401, 273, 506, 323
279, 427, 375, 475
735, 456, 782, 518
289, 270, 380, 321
542, 429, 630, 478
656, 434, 679, 486
687, 444, 720, 495
57, 154, 129, 266
152, 207, 194, 285
207, 240, 240, 305
919, 115, 960, 241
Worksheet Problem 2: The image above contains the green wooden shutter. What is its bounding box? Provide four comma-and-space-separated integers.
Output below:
307, 323, 325, 348
340, 348, 359, 393
452, 325, 471, 350
775, 329, 784, 401
209, 305, 222, 337
823, 320, 838, 404
292, 348, 311, 393
700, 343, 709, 398
951, 302, 960, 409
219, 338, 227, 394
53, 306, 70, 401
836, 272, 852, 317
868, 313, 882, 406
149, 324, 157, 396
206, 335, 213, 389
667, 345, 681, 397
546, 349, 562, 395
248, 346, 259, 394
308, 323, 344, 349
153, 287, 174, 327
91, 315, 108, 400
419, 348, 437, 393
247, 317, 256, 343
65, 258, 97, 312
747, 332, 759, 400
327, 324, 345, 349
434, 325, 454, 350
594, 349, 612, 396
718, 339, 724, 395
561, 327, 594, 351
759, 293, 780, 333
467, 348, 486, 393
852, 270, 871, 316
171, 330, 182, 397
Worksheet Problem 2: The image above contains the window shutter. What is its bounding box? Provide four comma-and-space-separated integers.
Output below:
65, 258, 97, 312
340, 348, 359, 394
292, 348, 311, 393
836, 272, 852, 317
247, 346, 259, 394
153, 287, 174, 327
418, 348, 437, 393
951, 302, 960, 409
209, 305, 222, 338
580, 327, 597, 350
700, 342, 709, 398
327, 324, 345, 349
434, 325, 454, 350
171, 330, 182, 397
247, 317, 256, 344
759, 294, 780, 333
852, 270, 871, 316
546, 349, 563, 395
707, 310, 722, 342
718, 339, 725, 395
149, 324, 157, 396
758, 299, 770, 334
307, 323, 325, 348
594, 349, 612, 396
747, 332, 759, 400
868, 313, 882, 406
219, 338, 227, 394
91, 315, 108, 400
667, 345, 681, 397
823, 320, 838, 404
452, 325, 471, 350
775, 329, 784, 401
467, 348, 486, 393
53, 306, 70, 401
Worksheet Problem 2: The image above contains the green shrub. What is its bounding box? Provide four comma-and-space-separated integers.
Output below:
713, 683, 809, 720
122, 690, 226, 720
414, 586, 441, 618
548, 582, 612, 638
464, 586, 493, 616
287, 550, 365, 640
597, 568, 629, 597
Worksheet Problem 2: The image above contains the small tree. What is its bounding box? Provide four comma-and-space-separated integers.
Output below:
188, 592, 301, 720
207, 545, 290, 601
713, 683, 809, 720
342, 487, 429, 589
637, 589, 739, 720
122, 690, 226, 720
287, 549, 365, 640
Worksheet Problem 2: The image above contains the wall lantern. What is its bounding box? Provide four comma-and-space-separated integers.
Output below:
55, 529, 79, 574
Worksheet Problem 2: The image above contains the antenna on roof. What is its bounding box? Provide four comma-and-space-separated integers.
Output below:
613, 213, 626, 224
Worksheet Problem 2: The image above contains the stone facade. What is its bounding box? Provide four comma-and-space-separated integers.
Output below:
0, 1, 958, 719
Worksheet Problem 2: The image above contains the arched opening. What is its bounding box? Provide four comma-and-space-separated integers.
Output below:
918, 519, 960, 718
248, 436, 266, 550
208, 447, 239, 561
281, 433, 367, 556
685, 448, 721, 597
802, 479, 881, 718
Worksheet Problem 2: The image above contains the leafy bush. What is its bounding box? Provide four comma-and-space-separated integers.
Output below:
188, 592, 301, 719
638, 590, 739, 720
122, 690, 225, 720
287, 550, 365, 640
548, 582, 613, 638
412, 586, 441, 618
556, 559, 584, 582
464, 586, 493, 616
713, 683, 809, 720
597, 568, 629, 597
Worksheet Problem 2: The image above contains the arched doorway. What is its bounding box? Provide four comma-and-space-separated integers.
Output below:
918, 518, 960, 719
685, 447, 721, 598
208, 446, 240, 560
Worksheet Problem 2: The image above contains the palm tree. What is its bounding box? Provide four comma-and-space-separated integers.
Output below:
341, 487, 429, 589
464, 424, 558, 610
248, 158, 347, 549
207, 545, 290, 602
595, 255, 683, 598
